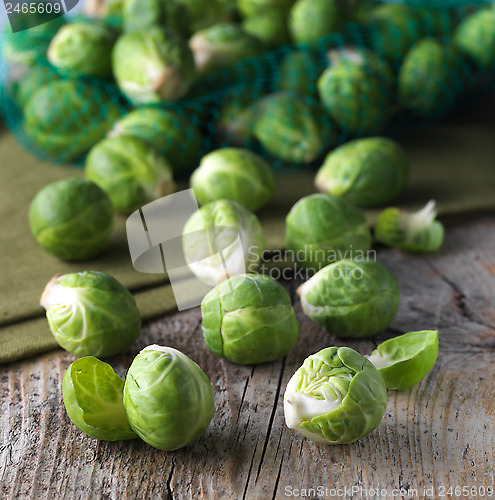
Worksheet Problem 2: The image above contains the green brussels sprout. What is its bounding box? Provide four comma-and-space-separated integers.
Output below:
47, 22, 117, 79
15, 63, 59, 108
109, 107, 202, 174
123, 345, 214, 451
176, 0, 225, 31
368, 4, 426, 63
317, 57, 392, 136
215, 88, 263, 146
182, 200, 265, 286
285, 194, 372, 270
315, 137, 409, 207
191, 148, 275, 212
367, 330, 439, 390
399, 39, 465, 116
454, 9, 495, 70
85, 136, 174, 214
238, 0, 295, 18
297, 259, 399, 338
41, 271, 141, 356
201, 274, 299, 364
289, 0, 345, 45
29, 178, 114, 261
189, 23, 263, 75
23, 79, 124, 163
253, 93, 337, 164
113, 27, 196, 104
242, 14, 290, 48
63, 357, 138, 441
284, 346, 387, 444
123, 0, 190, 37
374, 200, 444, 253
275, 50, 322, 95
326, 46, 396, 95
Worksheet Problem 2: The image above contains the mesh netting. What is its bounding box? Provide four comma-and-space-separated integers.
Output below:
0, 1, 494, 173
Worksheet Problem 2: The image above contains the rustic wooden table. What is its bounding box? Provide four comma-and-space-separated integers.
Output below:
1, 215, 494, 500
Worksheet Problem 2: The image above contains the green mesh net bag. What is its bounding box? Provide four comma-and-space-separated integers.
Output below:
0, 0, 494, 172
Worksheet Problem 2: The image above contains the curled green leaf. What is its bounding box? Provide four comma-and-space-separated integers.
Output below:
367, 330, 439, 390
63, 356, 138, 441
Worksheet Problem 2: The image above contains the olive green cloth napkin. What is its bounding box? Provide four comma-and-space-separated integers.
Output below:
1, 92, 495, 363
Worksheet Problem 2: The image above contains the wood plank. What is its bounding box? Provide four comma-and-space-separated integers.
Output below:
1, 216, 494, 499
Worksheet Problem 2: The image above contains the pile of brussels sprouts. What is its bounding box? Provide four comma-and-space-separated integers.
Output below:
13, 0, 485, 450
2, 1, 495, 167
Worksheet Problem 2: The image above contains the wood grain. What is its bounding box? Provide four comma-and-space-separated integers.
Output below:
1, 216, 495, 500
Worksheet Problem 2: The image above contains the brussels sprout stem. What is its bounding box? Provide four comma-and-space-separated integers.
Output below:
407, 200, 437, 237
40, 274, 67, 309
284, 374, 344, 430
327, 47, 364, 66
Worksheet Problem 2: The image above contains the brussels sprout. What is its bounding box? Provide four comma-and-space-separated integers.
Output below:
242, 14, 290, 48
367, 330, 439, 390
109, 107, 201, 174
368, 4, 426, 63
123, 345, 214, 451
201, 274, 299, 364
275, 50, 322, 95
63, 357, 138, 441
454, 9, 495, 70
189, 23, 263, 75
399, 39, 465, 116
285, 194, 372, 270
123, 0, 190, 37
176, 0, 225, 31
85, 136, 174, 213
317, 57, 392, 136
113, 27, 196, 104
297, 259, 399, 338
191, 148, 275, 211
253, 93, 337, 164
215, 88, 262, 146
374, 200, 444, 253
23, 79, 124, 163
315, 137, 409, 207
326, 46, 396, 95
289, 0, 345, 45
284, 346, 387, 444
29, 178, 114, 261
182, 200, 264, 286
41, 271, 141, 356
238, 0, 295, 18
15, 63, 59, 108
47, 22, 117, 79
